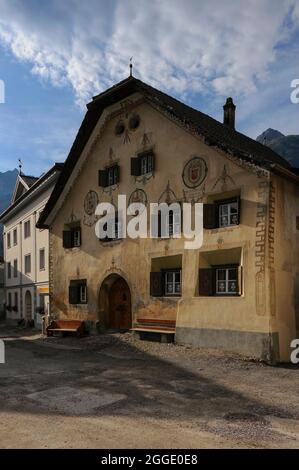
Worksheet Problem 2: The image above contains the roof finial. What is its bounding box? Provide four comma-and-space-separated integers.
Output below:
18, 159, 23, 175
129, 57, 133, 77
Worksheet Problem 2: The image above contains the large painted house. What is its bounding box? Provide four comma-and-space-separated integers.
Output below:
0, 164, 63, 327
38, 76, 299, 362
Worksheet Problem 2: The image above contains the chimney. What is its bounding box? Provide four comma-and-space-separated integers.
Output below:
223, 97, 236, 129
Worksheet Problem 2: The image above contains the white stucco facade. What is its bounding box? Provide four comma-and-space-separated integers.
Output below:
0, 165, 62, 328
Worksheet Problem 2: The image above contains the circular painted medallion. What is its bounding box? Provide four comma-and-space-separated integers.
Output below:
84, 190, 99, 215
182, 156, 208, 189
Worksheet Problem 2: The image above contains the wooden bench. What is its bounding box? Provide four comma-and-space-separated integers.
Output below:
131, 318, 176, 343
46, 320, 85, 337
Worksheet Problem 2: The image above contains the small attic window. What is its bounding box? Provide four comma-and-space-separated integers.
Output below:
115, 121, 125, 135
129, 114, 140, 130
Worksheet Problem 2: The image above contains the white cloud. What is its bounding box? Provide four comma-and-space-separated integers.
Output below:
0, 0, 298, 108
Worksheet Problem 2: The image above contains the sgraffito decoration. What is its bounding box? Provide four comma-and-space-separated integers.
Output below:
129, 188, 148, 212
212, 164, 235, 191
158, 180, 178, 204
83, 190, 99, 226
182, 156, 208, 189
182, 184, 206, 204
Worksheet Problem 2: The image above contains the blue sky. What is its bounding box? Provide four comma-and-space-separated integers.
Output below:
0, 0, 299, 175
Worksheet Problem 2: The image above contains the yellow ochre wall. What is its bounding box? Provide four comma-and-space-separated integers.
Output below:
48, 93, 298, 362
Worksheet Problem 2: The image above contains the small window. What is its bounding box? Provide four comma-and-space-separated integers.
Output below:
107, 166, 119, 186
24, 254, 31, 274
165, 270, 181, 296
218, 199, 239, 227
140, 153, 153, 175
69, 280, 87, 305
150, 269, 182, 297
24, 220, 31, 238
7, 292, 12, 308
203, 197, 240, 229
7, 232, 11, 249
99, 165, 120, 188
39, 248, 45, 271
63, 226, 82, 249
131, 151, 155, 177
13, 229, 17, 246
7, 262, 11, 279
198, 265, 241, 297
13, 259, 18, 278
167, 210, 181, 237
216, 267, 238, 295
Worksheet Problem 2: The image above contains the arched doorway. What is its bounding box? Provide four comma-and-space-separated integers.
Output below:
99, 274, 132, 330
25, 290, 32, 321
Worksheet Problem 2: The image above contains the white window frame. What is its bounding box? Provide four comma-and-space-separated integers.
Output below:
140, 154, 153, 175
219, 200, 239, 228
79, 284, 87, 303
72, 229, 81, 247
107, 166, 118, 186
216, 267, 238, 295
164, 270, 181, 296
167, 211, 181, 237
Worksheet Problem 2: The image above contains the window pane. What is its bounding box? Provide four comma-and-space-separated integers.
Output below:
228, 268, 237, 280
220, 204, 228, 215
217, 281, 226, 293
217, 269, 226, 280
228, 281, 237, 292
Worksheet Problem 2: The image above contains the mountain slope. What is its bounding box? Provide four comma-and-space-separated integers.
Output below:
256, 128, 299, 168
0, 169, 18, 256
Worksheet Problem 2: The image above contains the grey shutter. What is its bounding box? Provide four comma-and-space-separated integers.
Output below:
63, 230, 72, 248
131, 157, 140, 176
199, 268, 215, 296
203, 204, 218, 229
69, 284, 79, 304
150, 272, 163, 297
98, 169, 108, 187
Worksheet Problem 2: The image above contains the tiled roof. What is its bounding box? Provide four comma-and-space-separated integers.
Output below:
37, 76, 294, 228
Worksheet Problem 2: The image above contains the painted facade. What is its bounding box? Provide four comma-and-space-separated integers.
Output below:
0, 165, 63, 328
39, 77, 299, 362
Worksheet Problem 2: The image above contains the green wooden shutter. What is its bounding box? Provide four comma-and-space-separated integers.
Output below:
98, 169, 108, 187
69, 283, 79, 304
131, 157, 140, 176
198, 268, 215, 296
63, 230, 72, 248
115, 165, 120, 184
150, 272, 163, 297
203, 204, 218, 229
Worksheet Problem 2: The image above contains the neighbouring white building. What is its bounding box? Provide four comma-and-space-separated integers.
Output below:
0, 256, 4, 319
0, 164, 63, 328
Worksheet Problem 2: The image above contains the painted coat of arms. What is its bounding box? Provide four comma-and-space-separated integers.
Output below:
182, 156, 208, 189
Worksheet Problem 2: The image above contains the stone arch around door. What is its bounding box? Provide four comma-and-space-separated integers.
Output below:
98, 273, 132, 331
25, 290, 32, 321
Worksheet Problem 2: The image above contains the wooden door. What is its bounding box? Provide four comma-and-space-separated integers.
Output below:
109, 278, 131, 330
